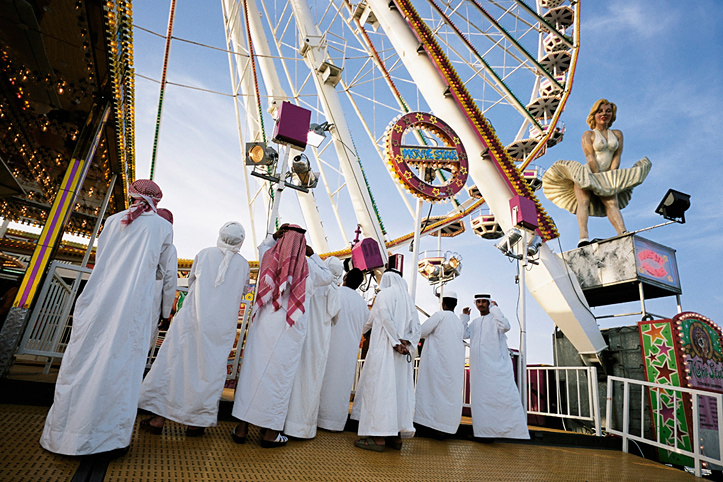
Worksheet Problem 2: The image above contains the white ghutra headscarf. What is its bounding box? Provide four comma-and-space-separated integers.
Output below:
215, 222, 245, 286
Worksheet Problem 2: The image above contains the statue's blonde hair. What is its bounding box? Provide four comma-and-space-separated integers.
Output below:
587, 99, 617, 129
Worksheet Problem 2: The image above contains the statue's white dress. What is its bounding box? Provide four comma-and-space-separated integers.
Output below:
543, 129, 651, 216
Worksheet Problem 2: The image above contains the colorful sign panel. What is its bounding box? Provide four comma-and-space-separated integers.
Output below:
385, 112, 468, 203
639, 312, 723, 466
639, 319, 692, 465
634, 237, 680, 291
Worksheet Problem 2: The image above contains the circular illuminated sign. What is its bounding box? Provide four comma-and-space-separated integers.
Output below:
385, 112, 468, 203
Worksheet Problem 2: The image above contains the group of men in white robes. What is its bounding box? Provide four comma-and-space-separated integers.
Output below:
39, 180, 528, 456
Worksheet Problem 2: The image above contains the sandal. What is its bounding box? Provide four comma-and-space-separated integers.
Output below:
260, 432, 288, 449
186, 426, 205, 437
354, 437, 385, 452
140, 418, 163, 435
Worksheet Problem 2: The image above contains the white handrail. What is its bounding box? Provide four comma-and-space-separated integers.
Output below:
606, 375, 723, 478
352, 359, 601, 435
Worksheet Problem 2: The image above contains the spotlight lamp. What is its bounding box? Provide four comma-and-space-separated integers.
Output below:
526, 234, 543, 257
285, 153, 320, 192
245, 142, 277, 166
246, 142, 280, 183
655, 189, 690, 224
494, 228, 522, 259
442, 251, 462, 279
307, 121, 333, 148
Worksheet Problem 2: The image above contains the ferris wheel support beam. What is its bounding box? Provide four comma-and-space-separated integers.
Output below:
223, 0, 261, 249
366, 0, 606, 363
223, 0, 330, 252
289, 0, 388, 263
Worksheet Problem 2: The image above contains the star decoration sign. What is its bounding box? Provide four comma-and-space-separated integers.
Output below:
384, 112, 469, 203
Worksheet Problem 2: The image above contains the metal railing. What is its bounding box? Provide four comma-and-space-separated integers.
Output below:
353, 358, 601, 435
527, 366, 601, 435
606, 375, 723, 478
16, 261, 91, 372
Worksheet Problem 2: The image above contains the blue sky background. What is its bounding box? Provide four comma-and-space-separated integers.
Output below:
128, 1, 722, 364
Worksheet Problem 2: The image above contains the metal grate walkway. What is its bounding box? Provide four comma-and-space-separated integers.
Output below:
0, 404, 697, 482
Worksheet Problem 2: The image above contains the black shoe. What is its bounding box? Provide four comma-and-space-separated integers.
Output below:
186, 427, 205, 437
231, 424, 246, 444
577, 238, 591, 248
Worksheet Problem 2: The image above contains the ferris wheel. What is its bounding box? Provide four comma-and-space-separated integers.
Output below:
221, 0, 579, 259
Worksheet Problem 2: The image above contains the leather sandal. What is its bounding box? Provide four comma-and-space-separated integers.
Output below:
140, 418, 163, 435
260, 432, 288, 448
354, 437, 385, 452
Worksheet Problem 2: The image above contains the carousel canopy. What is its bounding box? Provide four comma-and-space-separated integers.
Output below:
0, 0, 134, 236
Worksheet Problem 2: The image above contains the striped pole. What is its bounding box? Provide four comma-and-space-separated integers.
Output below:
149, 0, 177, 180
14, 102, 111, 309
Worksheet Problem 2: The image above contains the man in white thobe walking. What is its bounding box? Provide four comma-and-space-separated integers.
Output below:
138, 222, 250, 436
284, 256, 342, 439
351, 270, 420, 452
414, 290, 466, 436
40, 180, 175, 456
231, 224, 332, 448
317, 268, 369, 432
464, 294, 529, 440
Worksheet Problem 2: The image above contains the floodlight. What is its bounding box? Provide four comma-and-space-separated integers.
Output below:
286, 154, 319, 192
307, 122, 332, 148
655, 189, 690, 224
442, 251, 462, 278
494, 228, 522, 258
245, 142, 277, 166
526, 234, 543, 257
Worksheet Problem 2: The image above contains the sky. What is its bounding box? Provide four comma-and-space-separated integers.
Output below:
120, 0, 723, 365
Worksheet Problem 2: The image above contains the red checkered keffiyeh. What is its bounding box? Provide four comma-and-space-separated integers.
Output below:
157, 208, 174, 225
122, 179, 163, 225
255, 227, 309, 327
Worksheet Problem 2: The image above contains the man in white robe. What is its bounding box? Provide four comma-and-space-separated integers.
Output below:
414, 290, 466, 435
232, 224, 332, 448
351, 270, 421, 452
138, 222, 250, 436
40, 180, 175, 456
149, 208, 177, 352
317, 268, 369, 432
284, 256, 342, 439
463, 294, 529, 440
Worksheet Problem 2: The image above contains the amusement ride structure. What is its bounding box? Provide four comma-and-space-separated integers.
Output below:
219, 0, 606, 365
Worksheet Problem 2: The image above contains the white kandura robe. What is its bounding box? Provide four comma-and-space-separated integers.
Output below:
317, 287, 370, 431
138, 246, 250, 427
283, 267, 339, 438
351, 284, 421, 438
232, 237, 333, 431
40, 210, 175, 455
414, 310, 467, 434
149, 244, 178, 351
465, 306, 529, 439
